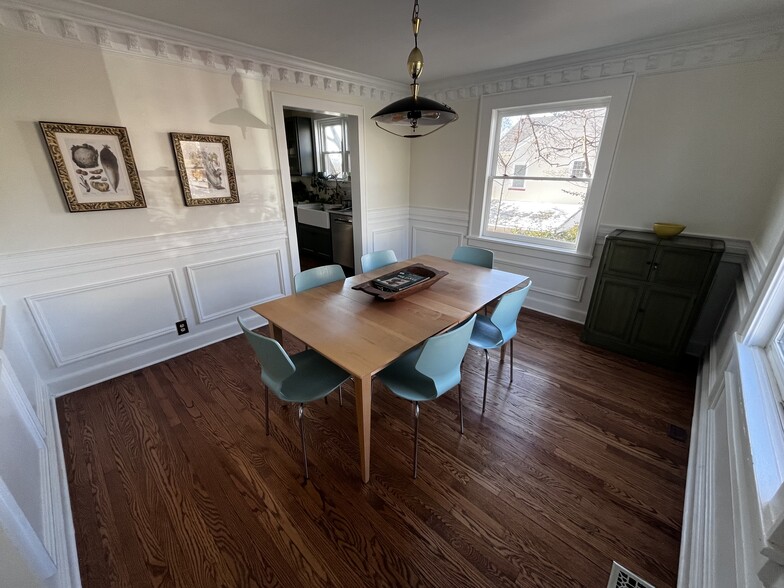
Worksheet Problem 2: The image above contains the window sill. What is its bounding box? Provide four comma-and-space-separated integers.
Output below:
466, 234, 594, 267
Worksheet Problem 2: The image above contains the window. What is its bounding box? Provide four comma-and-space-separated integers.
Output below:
486, 104, 608, 246
510, 164, 527, 189
469, 77, 633, 259
314, 117, 350, 177
570, 160, 587, 178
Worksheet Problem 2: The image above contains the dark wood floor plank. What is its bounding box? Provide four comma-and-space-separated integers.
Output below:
57, 309, 694, 587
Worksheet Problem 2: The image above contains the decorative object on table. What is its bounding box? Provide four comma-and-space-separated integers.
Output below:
653, 222, 686, 238
352, 264, 447, 300
371, 0, 457, 138
170, 133, 239, 206
39, 121, 146, 212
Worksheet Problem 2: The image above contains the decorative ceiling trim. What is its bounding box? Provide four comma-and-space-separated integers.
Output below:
3, 0, 783, 105
427, 16, 784, 102
0, 0, 407, 103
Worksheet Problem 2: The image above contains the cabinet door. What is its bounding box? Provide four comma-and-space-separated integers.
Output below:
584, 277, 646, 344
603, 240, 656, 280
630, 287, 695, 356
649, 246, 715, 292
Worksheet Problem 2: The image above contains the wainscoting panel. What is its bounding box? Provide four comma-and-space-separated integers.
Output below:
0, 351, 56, 583
0, 222, 291, 397
366, 207, 411, 261
186, 250, 285, 323
412, 226, 463, 259
370, 226, 408, 261
26, 271, 185, 367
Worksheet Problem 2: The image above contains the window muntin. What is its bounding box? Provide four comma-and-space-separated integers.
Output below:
485, 104, 608, 248
315, 117, 350, 177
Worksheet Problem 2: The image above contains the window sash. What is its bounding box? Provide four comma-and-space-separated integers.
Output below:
468, 77, 632, 260
315, 118, 350, 176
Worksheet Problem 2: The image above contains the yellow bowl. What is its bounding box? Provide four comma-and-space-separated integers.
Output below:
653, 223, 686, 238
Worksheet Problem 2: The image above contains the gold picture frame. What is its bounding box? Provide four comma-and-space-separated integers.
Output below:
39, 121, 146, 212
170, 133, 239, 206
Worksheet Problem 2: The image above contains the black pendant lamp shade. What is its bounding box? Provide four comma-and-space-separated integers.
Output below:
371, 0, 458, 138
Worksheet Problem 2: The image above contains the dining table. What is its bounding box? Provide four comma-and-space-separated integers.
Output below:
250, 254, 529, 483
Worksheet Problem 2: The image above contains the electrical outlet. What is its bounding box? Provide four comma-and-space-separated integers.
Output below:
176, 320, 189, 335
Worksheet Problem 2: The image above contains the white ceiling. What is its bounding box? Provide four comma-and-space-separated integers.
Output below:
82, 0, 784, 84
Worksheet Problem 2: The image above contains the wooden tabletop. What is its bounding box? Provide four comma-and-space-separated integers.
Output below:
251, 254, 529, 482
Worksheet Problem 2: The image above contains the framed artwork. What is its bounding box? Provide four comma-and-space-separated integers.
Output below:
39, 122, 146, 212
170, 133, 239, 206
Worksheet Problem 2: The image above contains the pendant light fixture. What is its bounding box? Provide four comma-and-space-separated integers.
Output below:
371, 0, 458, 138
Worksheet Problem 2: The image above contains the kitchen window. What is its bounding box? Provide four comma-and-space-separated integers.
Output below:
469, 76, 633, 260
314, 117, 350, 177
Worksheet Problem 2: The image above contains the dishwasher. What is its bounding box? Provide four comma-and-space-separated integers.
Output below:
330, 212, 354, 270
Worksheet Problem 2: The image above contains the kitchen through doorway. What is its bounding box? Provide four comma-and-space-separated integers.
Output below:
284, 108, 355, 275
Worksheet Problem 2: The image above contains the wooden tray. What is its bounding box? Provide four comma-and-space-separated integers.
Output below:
352, 264, 448, 301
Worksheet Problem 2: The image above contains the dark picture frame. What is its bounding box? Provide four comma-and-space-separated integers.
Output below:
39, 122, 146, 212
170, 133, 239, 206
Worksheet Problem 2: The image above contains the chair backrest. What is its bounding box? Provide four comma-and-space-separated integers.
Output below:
237, 318, 295, 395
415, 314, 477, 396
490, 282, 531, 342
451, 245, 494, 268
361, 250, 398, 273
294, 264, 346, 293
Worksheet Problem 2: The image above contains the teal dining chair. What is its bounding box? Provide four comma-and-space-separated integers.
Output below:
360, 250, 398, 273
238, 318, 349, 480
377, 314, 477, 478
294, 264, 346, 293
293, 264, 348, 405
452, 245, 494, 268
469, 282, 531, 413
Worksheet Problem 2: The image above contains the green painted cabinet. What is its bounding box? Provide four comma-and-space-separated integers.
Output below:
581, 230, 724, 365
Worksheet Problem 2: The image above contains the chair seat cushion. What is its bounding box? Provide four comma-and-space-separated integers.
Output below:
280, 349, 350, 402
469, 315, 505, 350
378, 347, 439, 402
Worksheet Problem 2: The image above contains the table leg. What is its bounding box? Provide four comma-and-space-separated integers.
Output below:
268, 321, 284, 344
355, 374, 372, 483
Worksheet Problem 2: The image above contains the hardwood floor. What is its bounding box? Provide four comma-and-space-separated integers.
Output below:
57, 309, 695, 587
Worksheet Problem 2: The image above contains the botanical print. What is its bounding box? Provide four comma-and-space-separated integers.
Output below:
170, 133, 239, 206
39, 122, 146, 212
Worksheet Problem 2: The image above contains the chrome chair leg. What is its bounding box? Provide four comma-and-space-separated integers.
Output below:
339, 385, 343, 407
298, 403, 309, 480
265, 385, 270, 436
458, 384, 464, 434
510, 338, 514, 383
413, 401, 420, 479
482, 349, 489, 413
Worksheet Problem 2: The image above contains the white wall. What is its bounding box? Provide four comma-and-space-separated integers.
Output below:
407, 57, 784, 323
0, 19, 410, 586
603, 60, 784, 239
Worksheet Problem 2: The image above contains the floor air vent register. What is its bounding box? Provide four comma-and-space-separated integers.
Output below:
607, 561, 655, 588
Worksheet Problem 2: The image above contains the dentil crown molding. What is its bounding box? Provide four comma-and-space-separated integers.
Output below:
0, 0, 407, 103
427, 15, 784, 103
2, 0, 784, 105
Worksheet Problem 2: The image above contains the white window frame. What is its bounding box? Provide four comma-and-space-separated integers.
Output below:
468, 76, 633, 262
314, 117, 350, 177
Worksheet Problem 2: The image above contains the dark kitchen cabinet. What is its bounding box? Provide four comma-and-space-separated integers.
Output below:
581, 229, 724, 366
285, 117, 314, 177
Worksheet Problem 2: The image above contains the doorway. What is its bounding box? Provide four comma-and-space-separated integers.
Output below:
271, 92, 366, 283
